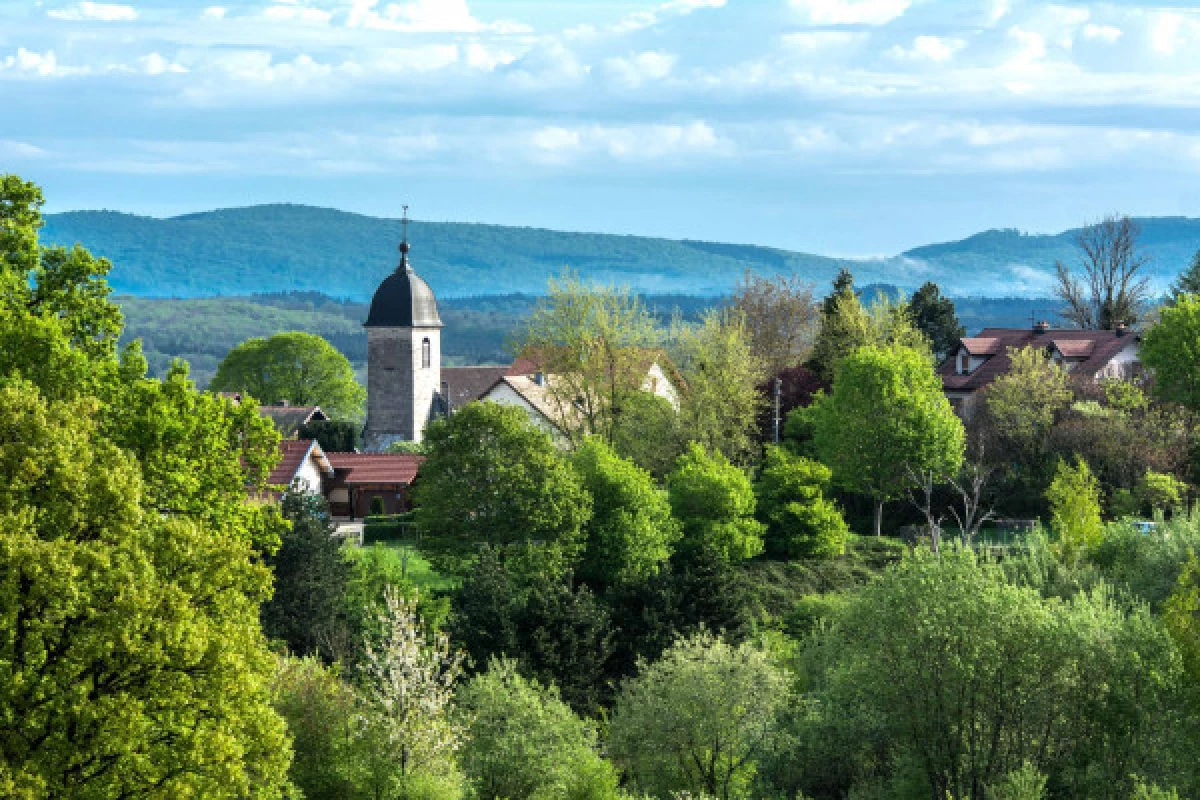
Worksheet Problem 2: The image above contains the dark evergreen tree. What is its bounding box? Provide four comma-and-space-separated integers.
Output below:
908, 281, 965, 360
261, 487, 354, 663
821, 268, 856, 316
298, 419, 361, 452
1170, 250, 1200, 301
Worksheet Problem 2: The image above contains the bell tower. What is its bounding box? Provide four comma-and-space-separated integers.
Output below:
363, 207, 443, 451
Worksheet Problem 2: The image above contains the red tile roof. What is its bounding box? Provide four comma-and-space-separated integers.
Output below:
268, 439, 318, 487
961, 337, 1003, 356
940, 328, 1137, 393
326, 452, 423, 486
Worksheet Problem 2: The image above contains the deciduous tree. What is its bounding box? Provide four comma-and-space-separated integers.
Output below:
755, 445, 848, 558
210, 331, 366, 420
1054, 214, 1150, 329
812, 344, 964, 536
1141, 294, 1200, 412
668, 443, 765, 564
730, 270, 817, 379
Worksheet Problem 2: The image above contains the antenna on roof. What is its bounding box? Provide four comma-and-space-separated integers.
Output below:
397, 204, 411, 271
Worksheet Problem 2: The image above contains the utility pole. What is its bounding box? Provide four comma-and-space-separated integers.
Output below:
773, 376, 782, 444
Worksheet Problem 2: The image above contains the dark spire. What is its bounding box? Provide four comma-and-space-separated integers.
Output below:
398, 204, 412, 272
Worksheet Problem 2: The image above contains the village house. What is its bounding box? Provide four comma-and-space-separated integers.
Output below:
940, 320, 1141, 416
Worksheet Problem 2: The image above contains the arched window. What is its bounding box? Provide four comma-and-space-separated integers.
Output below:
422, 338, 431, 369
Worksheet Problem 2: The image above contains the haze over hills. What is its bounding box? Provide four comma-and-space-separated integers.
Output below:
41, 204, 1200, 300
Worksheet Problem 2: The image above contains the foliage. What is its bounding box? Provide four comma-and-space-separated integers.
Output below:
357, 587, 465, 798
987, 764, 1048, 800
812, 344, 964, 536
667, 443, 765, 564
273, 656, 360, 799
414, 402, 592, 569
0, 176, 291, 798
1141, 470, 1187, 513
1046, 457, 1104, 560
517, 271, 660, 445
1142, 294, 1200, 411
455, 659, 620, 800
571, 437, 680, 588
809, 270, 871, 382
907, 280, 965, 360
793, 549, 1189, 800
755, 445, 849, 558
299, 418, 362, 452
449, 548, 615, 714
609, 631, 792, 799
672, 309, 765, 464
262, 487, 355, 663
1164, 551, 1200, 691
210, 330, 366, 420
730, 270, 817, 379
1170, 250, 1200, 300
610, 389, 686, 479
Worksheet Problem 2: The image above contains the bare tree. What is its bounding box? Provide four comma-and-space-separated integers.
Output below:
730, 271, 818, 379
947, 460, 996, 548
1054, 215, 1150, 329
906, 465, 945, 553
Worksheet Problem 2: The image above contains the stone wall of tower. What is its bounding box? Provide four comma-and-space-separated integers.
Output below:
365, 326, 441, 451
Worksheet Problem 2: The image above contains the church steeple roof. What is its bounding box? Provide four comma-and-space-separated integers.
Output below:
364, 206, 442, 328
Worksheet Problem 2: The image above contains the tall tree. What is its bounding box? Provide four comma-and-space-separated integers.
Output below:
210, 331, 366, 420
517, 271, 660, 446
730, 270, 818, 379
812, 344, 965, 536
1054, 214, 1150, 329
0, 175, 291, 798
414, 402, 592, 568
982, 346, 1073, 466
908, 281, 965, 360
810, 269, 871, 381
1141, 294, 1200, 412
672, 309, 765, 464
571, 437, 679, 589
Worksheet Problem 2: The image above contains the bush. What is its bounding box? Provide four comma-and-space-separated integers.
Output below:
363, 512, 417, 545
756, 446, 849, 559
298, 418, 361, 452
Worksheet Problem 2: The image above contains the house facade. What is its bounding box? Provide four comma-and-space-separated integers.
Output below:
939, 321, 1141, 416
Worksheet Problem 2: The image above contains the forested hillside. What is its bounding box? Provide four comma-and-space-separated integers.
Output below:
44, 204, 1200, 300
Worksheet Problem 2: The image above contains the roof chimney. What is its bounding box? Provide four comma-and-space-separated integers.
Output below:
1115, 321, 1129, 337
1033, 320, 1050, 334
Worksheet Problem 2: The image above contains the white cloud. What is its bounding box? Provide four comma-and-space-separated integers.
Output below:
790, 0, 911, 26
1149, 12, 1196, 56
261, 4, 334, 25
604, 51, 677, 87
529, 121, 728, 164
0, 140, 48, 158
138, 53, 187, 75
1083, 23, 1121, 44
569, 0, 725, 38
889, 35, 967, 63
0, 48, 86, 77
47, 2, 137, 21
202, 6, 226, 19
348, 0, 530, 34
986, 0, 1010, 26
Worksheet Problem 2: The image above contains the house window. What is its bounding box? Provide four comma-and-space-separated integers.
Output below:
421, 338, 431, 369
958, 352, 969, 374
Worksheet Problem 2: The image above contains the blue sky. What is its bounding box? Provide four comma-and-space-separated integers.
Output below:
4, 0, 1200, 255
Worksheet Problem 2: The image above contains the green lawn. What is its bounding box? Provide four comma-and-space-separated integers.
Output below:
344, 540, 459, 592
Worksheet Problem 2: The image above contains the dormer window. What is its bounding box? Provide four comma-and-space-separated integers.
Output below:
958, 351, 970, 375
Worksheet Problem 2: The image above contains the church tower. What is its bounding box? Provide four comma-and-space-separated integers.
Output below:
363, 209, 443, 451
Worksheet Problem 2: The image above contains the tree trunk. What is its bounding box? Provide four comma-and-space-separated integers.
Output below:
874, 498, 884, 538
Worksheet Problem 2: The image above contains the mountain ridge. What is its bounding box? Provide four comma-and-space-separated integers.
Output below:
40, 204, 1200, 300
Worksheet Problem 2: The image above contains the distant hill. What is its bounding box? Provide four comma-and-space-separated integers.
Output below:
41, 205, 1200, 299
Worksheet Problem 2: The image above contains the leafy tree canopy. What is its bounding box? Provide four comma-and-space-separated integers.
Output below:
667, 443, 765, 564
755, 445, 849, 559
1141, 294, 1200, 412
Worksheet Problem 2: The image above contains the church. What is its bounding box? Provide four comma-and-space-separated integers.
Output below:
361, 216, 682, 452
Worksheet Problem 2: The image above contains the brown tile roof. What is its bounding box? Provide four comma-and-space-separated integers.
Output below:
442, 366, 509, 410
259, 405, 328, 437
267, 439, 318, 487
961, 337, 1003, 356
326, 452, 423, 486
940, 328, 1137, 393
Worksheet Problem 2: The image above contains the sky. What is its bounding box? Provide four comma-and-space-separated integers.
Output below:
4, 0, 1200, 256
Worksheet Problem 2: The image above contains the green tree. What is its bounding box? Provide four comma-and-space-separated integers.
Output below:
809, 270, 871, 382
414, 402, 592, 568
0, 176, 291, 798
517, 271, 660, 446
610, 389, 685, 479
262, 488, 354, 663
571, 437, 679, 588
812, 344, 964, 537
1170, 250, 1200, 301
1141, 294, 1200, 412
455, 659, 620, 800
755, 445, 849, 558
667, 443, 765, 564
1046, 457, 1104, 560
907, 281, 965, 361
210, 331, 366, 420
609, 632, 791, 800
673, 309, 765, 464
273, 656, 359, 799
